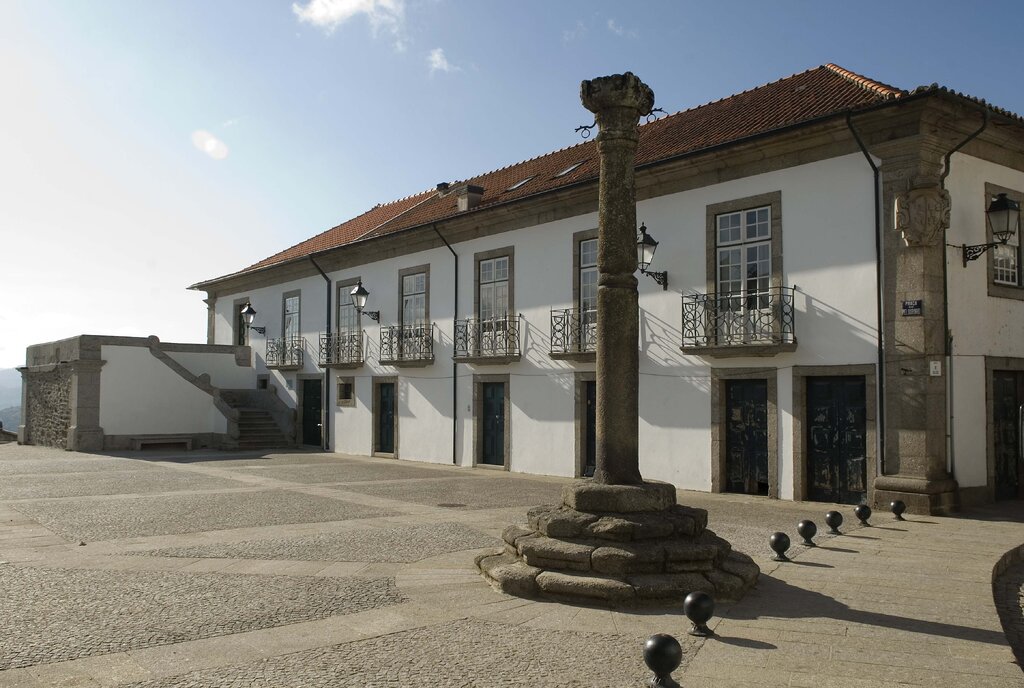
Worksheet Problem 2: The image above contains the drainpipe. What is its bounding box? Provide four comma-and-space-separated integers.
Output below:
846, 113, 886, 477
309, 255, 331, 452
432, 223, 459, 465
938, 110, 989, 482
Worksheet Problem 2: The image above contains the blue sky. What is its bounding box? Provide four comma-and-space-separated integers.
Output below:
2, 0, 1021, 367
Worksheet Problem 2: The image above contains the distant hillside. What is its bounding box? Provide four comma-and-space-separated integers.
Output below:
0, 406, 19, 433
0, 368, 21, 408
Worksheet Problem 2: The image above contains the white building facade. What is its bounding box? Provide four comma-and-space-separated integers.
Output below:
193, 65, 1024, 513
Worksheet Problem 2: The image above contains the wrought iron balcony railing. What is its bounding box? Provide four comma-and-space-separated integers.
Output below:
379, 323, 434, 364
454, 315, 523, 361
681, 286, 796, 350
266, 336, 305, 368
550, 307, 597, 356
318, 331, 363, 367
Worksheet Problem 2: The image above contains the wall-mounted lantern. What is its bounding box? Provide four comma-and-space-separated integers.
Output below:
350, 280, 380, 322
240, 302, 266, 335
961, 193, 1020, 267
636, 223, 668, 290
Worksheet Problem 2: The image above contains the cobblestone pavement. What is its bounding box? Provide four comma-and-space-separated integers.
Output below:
117, 619, 670, 688
0, 443, 1021, 688
0, 565, 403, 671
0, 468, 244, 500
349, 475, 565, 509
11, 490, 399, 541
134, 522, 501, 563
234, 461, 471, 484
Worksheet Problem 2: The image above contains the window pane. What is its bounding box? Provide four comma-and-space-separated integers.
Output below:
338, 302, 358, 332
494, 256, 508, 281
480, 259, 494, 284
581, 239, 598, 267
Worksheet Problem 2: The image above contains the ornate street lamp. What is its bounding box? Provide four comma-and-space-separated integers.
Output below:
961, 192, 1020, 266
349, 280, 380, 322
636, 223, 668, 289
240, 302, 265, 335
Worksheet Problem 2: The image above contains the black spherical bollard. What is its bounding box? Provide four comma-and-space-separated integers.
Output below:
797, 519, 817, 546
769, 531, 791, 562
644, 634, 682, 688
890, 500, 907, 521
825, 510, 843, 535
683, 591, 715, 637
854, 504, 872, 526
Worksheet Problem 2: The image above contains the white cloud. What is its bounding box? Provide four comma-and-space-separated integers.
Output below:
562, 20, 587, 43
191, 130, 229, 161
293, 0, 406, 49
427, 47, 459, 74
607, 18, 637, 38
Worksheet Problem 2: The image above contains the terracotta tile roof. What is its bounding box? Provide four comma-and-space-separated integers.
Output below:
195, 64, 926, 286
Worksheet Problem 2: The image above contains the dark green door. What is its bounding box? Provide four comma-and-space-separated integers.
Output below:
807, 376, 866, 504
993, 371, 1023, 500
377, 382, 395, 454
725, 379, 769, 495
481, 382, 505, 466
301, 379, 322, 447
584, 380, 596, 477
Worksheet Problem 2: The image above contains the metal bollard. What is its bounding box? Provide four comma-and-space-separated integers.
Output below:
797, 519, 817, 546
644, 634, 682, 688
854, 504, 872, 526
769, 531, 791, 562
825, 510, 843, 535
683, 591, 715, 637
890, 499, 907, 521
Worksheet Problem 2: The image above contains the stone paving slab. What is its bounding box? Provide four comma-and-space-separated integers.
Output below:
0, 468, 247, 500
0, 564, 404, 671
232, 460, 474, 484
10, 489, 401, 542
132, 522, 500, 563
347, 475, 565, 509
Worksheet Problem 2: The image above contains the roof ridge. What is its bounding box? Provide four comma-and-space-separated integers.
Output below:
823, 63, 904, 99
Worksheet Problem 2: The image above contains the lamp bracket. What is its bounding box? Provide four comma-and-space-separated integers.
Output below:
640, 268, 669, 290
959, 242, 1001, 267
363, 311, 381, 323
249, 326, 266, 335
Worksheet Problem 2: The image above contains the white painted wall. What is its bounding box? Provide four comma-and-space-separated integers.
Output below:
99, 345, 227, 435
167, 350, 254, 390
943, 153, 1024, 489
213, 153, 878, 496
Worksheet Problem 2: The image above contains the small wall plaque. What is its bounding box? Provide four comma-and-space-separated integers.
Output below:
902, 300, 923, 316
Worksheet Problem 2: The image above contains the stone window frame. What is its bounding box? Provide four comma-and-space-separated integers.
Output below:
705, 191, 784, 296
574, 371, 596, 478
336, 376, 356, 408
983, 356, 1024, 504
985, 183, 1024, 301
232, 296, 251, 347
472, 373, 511, 470
790, 364, 877, 503
397, 264, 431, 327
282, 289, 301, 339
710, 367, 779, 498
473, 246, 515, 321
371, 375, 399, 458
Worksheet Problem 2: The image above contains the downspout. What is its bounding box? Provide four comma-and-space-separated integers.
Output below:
432, 223, 459, 465
937, 110, 989, 483
309, 255, 331, 452
846, 113, 886, 477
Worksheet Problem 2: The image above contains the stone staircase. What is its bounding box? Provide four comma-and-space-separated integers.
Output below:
235, 407, 290, 449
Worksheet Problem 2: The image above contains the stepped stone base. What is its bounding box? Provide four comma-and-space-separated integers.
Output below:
476, 480, 759, 606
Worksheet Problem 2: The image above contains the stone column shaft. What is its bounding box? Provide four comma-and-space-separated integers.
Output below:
581, 73, 653, 485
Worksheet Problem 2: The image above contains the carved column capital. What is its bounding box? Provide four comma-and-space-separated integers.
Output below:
895, 187, 951, 247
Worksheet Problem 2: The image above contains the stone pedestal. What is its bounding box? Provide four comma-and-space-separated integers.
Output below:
477, 481, 759, 606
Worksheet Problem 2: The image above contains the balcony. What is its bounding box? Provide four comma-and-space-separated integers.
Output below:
266, 336, 305, 369
318, 332, 363, 368
379, 324, 434, 366
454, 315, 523, 364
549, 307, 596, 360
681, 286, 797, 357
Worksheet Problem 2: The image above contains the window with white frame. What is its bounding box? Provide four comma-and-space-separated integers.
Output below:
579, 237, 598, 324
283, 293, 300, 339
401, 272, 427, 326
993, 233, 1020, 286
479, 256, 510, 323
717, 206, 771, 341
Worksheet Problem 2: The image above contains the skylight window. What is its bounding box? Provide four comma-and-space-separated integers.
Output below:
555, 161, 585, 177
506, 176, 535, 191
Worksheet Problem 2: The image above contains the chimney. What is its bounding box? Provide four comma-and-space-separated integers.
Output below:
436, 182, 450, 194
455, 184, 484, 211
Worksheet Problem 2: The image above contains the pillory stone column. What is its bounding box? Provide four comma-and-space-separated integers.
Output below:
476, 72, 758, 606
580, 72, 653, 486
